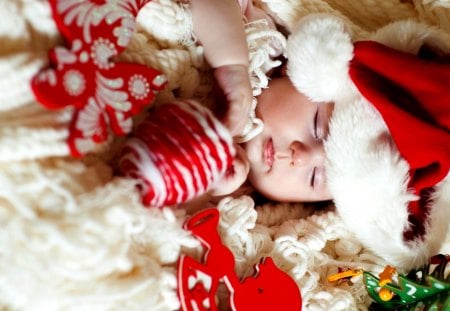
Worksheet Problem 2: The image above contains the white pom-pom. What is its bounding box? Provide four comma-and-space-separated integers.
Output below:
286, 15, 356, 103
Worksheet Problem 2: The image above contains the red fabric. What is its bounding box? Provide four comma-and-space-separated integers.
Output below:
349, 41, 450, 240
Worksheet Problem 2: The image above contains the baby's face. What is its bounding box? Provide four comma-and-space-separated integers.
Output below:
243, 77, 334, 202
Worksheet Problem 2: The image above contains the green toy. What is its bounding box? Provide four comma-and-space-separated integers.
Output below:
364, 255, 449, 310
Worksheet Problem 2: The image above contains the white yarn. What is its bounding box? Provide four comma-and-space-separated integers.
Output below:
0, 158, 198, 310
0, 104, 72, 161
256, 201, 316, 227
258, 0, 450, 40
1, 0, 56, 31
20, 0, 59, 42
0, 54, 47, 111
235, 19, 286, 143
0, 126, 69, 161
0, 0, 58, 54
246, 20, 286, 97
0, 1, 28, 41
218, 196, 258, 237
413, 0, 450, 33
0, 0, 68, 161
255, 0, 368, 39
137, 0, 194, 47
0, 0, 57, 54
218, 196, 274, 275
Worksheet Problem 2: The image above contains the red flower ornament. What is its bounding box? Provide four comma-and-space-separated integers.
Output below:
31, 0, 167, 157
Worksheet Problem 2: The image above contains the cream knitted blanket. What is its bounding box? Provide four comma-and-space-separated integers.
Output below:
0, 0, 449, 310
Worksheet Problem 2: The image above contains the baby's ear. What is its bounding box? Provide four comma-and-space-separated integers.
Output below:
285, 14, 357, 104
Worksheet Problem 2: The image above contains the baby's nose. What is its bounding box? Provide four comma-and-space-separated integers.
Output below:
290, 141, 324, 166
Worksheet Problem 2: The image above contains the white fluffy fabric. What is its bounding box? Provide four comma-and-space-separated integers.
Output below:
326, 95, 450, 270
286, 15, 357, 104
1, 0, 449, 310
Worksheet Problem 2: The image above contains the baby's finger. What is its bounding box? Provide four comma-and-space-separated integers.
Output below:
225, 97, 252, 136
213, 64, 253, 137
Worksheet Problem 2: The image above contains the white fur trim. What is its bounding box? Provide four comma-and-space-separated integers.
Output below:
286, 14, 356, 103
325, 97, 450, 270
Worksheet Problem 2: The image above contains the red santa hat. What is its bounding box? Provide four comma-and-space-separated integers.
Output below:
349, 40, 450, 240
285, 15, 450, 269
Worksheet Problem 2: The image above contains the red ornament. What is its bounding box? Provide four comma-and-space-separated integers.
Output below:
31, 0, 167, 157
178, 208, 302, 311
119, 100, 235, 207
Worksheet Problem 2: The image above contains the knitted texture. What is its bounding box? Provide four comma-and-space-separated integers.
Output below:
0, 0, 449, 310
256, 0, 450, 40
119, 100, 235, 207
0, 0, 70, 161
0, 158, 199, 310
413, 0, 450, 32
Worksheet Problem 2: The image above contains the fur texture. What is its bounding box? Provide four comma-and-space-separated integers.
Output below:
326, 95, 450, 270
285, 14, 358, 104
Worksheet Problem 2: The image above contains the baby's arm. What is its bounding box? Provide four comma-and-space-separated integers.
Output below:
191, 0, 248, 68
190, 0, 252, 137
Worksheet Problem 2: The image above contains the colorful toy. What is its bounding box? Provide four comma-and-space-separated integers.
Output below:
177, 208, 302, 311
328, 256, 450, 310
31, 0, 166, 157
363, 255, 450, 310
376, 265, 396, 302
118, 100, 235, 207
327, 255, 450, 310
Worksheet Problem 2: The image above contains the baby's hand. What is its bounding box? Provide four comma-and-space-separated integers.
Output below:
209, 144, 250, 196
214, 64, 253, 137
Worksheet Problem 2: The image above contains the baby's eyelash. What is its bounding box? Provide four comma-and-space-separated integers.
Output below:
310, 167, 316, 188
313, 109, 319, 139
